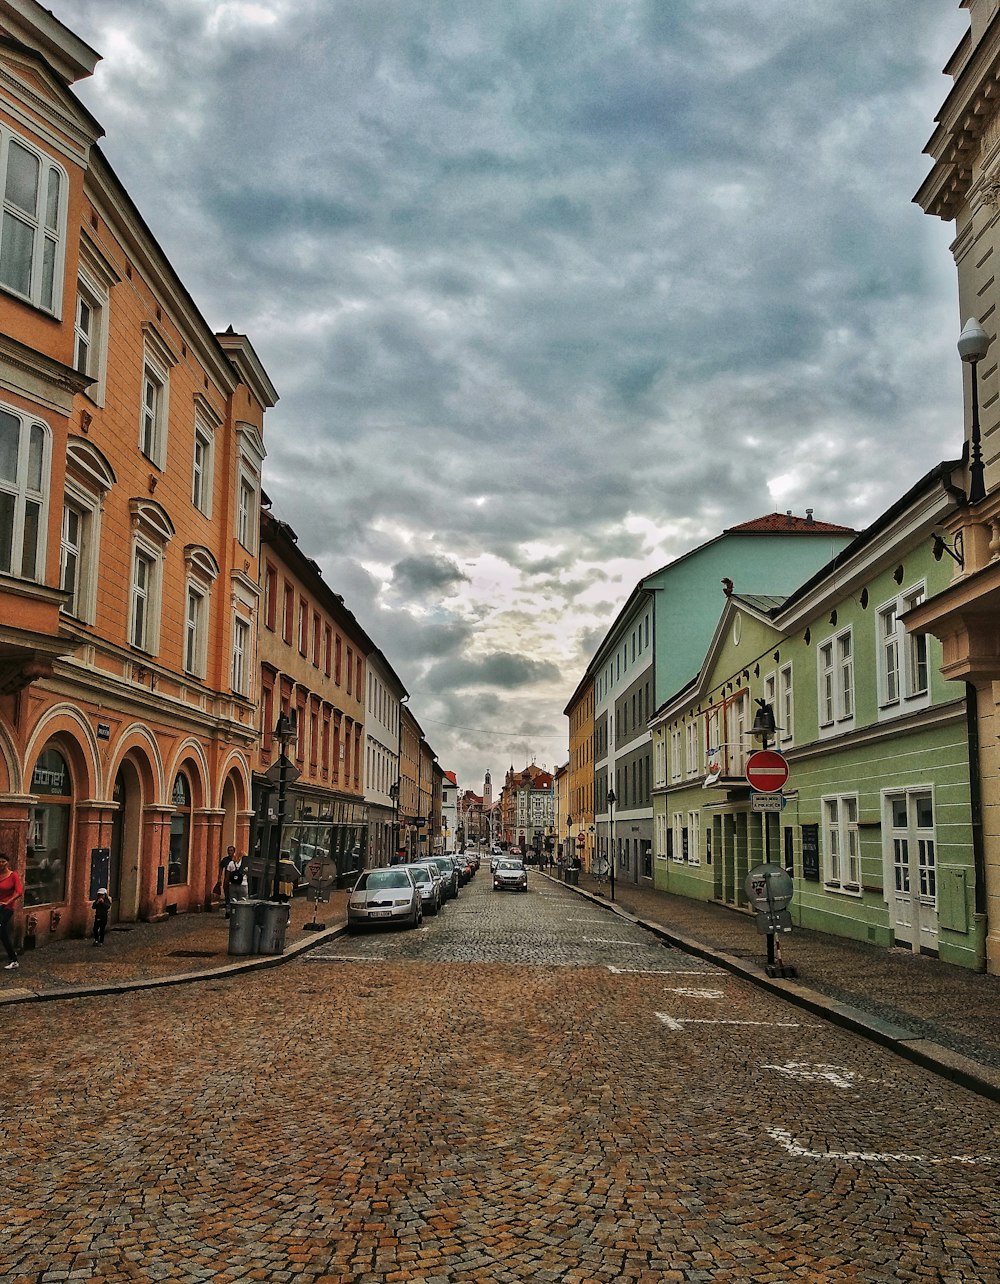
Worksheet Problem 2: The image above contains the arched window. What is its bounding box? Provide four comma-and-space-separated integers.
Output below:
168, 772, 191, 886
26, 746, 72, 905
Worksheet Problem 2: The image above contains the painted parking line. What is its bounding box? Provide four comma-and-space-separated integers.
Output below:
767, 1127, 1000, 1166
608, 966, 722, 975
656, 1012, 804, 1031
764, 1062, 861, 1090
665, 987, 726, 998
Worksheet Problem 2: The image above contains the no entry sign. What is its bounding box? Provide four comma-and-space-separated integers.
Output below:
745, 749, 789, 793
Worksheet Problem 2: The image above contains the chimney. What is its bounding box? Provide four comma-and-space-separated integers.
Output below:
805, 508, 814, 524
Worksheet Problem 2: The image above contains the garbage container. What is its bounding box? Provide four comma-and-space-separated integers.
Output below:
565, 867, 580, 886
228, 899, 260, 955
257, 900, 291, 955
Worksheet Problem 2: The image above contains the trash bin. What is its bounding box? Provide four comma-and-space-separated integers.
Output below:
228, 899, 260, 956
257, 900, 290, 955
565, 867, 580, 886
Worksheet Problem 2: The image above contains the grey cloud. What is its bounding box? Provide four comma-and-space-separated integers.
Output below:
426, 652, 562, 692
392, 555, 471, 597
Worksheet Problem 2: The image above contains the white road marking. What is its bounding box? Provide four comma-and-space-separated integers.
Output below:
764, 1062, 860, 1090
666, 987, 725, 998
656, 1012, 803, 1030
767, 1127, 1000, 1166
608, 966, 719, 975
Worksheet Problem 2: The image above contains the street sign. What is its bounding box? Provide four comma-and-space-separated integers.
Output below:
751, 791, 784, 813
263, 756, 301, 786
744, 862, 794, 912
745, 749, 789, 793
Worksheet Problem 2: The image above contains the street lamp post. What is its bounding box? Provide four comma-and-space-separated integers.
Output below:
271, 710, 298, 902
389, 779, 400, 866
959, 318, 992, 505
566, 814, 573, 872
607, 788, 617, 903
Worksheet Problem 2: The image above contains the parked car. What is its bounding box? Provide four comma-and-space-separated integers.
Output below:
493, 858, 528, 892
347, 867, 423, 931
403, 863, 441, 916
420, 857, 458, 901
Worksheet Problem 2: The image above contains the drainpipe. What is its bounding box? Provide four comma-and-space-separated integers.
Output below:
965, 682, 987, 972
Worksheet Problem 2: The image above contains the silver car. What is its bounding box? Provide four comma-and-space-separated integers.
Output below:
493, 858, 528, 892
347, 867, 423, 931
403, 863, 442, 916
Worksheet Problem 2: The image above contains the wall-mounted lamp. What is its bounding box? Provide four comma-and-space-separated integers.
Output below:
932, 529, 965, 569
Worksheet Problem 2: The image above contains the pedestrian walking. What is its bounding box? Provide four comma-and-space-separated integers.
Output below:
0, 853, 24, 970
214, 844, 235, 901
276, 851, 300, 904
91, 888, 112, 945
223, 849, 250, 918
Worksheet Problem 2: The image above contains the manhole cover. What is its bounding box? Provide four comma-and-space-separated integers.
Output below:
168, 950, 219, 958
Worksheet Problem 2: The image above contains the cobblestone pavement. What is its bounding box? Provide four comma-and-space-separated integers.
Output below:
6, 873, 1000, 1283
568, 871, 1000, 1078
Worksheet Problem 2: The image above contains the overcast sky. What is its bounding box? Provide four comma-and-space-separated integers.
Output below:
67, 0, 967, 794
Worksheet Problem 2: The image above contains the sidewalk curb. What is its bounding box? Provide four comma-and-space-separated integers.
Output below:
0, 920, 350, 1007
546, 874, 1000, 1104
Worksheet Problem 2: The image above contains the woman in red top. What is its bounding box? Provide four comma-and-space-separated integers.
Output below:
0, 854, 24, 970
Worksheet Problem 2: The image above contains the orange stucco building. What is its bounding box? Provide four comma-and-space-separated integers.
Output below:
254, 507, 373, 886
0, 3, 276, 946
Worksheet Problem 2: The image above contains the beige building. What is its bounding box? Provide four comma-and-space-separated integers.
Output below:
910, 0, 1000, 972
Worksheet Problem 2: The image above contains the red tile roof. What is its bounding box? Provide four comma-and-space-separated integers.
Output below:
724, 512, 856, 534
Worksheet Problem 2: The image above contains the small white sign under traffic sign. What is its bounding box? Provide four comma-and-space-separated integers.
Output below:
751, 791, 785, 813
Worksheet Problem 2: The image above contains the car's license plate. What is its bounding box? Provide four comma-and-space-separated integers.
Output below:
370, 909, 392, 918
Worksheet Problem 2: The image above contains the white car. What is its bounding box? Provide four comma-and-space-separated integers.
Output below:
347, 867, 422, 931
493, 858, 528, 892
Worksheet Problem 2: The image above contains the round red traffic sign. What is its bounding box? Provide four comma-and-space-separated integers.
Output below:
745, 749, 789, 793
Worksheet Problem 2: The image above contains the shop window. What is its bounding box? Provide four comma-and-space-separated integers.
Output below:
25, 747, 71, 906
168, 772, 191, 885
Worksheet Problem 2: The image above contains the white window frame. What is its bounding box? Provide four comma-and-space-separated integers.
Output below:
235, 422, 264, 556
817, 627, 855, 736
669, 728, 682, 783
685, 722, 700, 778
876, 584, 931, 719
73, 263, 114, 407
726, 690, 749, 776
127, 499, 174, 656
654, 734, 666, 787
230, 578, 257, 701
59, 499, 87, 619
0, 126, 67, 315
655, 809, 668, 861
671, 810, 685, 863
61, 440, 114, 624
192, 400, 219, 519
0, 404, 50, 581
687, 810, 701, 866
822, 792, 861, 894
139, 356, 168, 468
185, 582, 207, 678
129, 538, 162, 654
232, 615, 249, 695
778, 662, 794, 747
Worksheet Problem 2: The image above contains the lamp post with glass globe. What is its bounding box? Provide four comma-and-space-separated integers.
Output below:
607, 788, 617, 903
958, 317, 992, 505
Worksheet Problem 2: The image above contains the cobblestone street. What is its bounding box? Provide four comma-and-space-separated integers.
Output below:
8, 873, 1000, 1283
